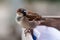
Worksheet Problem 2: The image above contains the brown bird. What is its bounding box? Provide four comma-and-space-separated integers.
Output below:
16, 8, 43, 38
17, 8, 42, 21
16, 8, 42, 29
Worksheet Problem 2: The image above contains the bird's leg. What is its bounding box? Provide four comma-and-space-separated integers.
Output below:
24, 28, 33, 36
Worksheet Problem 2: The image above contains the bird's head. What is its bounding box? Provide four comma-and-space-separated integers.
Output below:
16, 8, 28, 24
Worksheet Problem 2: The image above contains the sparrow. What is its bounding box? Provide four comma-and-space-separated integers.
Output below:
16, 8, 42, 36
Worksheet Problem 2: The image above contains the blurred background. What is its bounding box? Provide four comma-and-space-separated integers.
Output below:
0, 0, 60, 40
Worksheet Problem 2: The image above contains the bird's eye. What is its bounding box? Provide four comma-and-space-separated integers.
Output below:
21, 9, 26, 16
